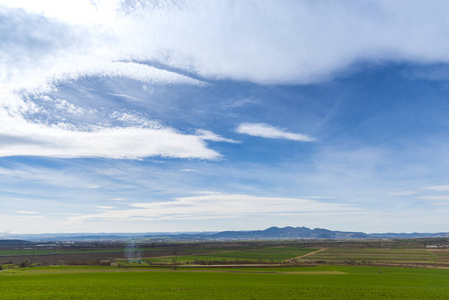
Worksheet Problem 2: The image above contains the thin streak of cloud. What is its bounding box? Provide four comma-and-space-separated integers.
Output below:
418, 195, 449, 201
95, 206, 115, 209
195, 129, 239, 143
111, 198, 126, 201
388, 191, 416, 196
87, 184, 100, 189
421, 185, 449, 191
69, 193, 361, 222
236, 123, 315, 142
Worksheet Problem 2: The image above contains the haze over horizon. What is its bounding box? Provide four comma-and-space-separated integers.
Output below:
2, 0, 449, 234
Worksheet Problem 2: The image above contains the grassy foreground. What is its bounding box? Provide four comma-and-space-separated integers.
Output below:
1, 266, 449, 299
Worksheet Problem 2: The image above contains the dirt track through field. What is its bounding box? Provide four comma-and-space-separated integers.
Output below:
286, 248, 326, 262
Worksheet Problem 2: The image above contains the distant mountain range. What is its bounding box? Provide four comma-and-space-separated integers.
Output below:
3, 226, 449, 241
0, 239, 35, 245
212, 226, 368, 239
211, 226, 449, 240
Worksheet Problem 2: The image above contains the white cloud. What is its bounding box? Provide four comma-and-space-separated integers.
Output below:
421, 185, 449, 191
70, 193, 360, 222
87, 61, 203, 86
0, 3, 226, 160
3, 0, 449, 91
192, 191, 222, 195
95, 206, 115, 210
417, 195, 449, 206
236, 123, 314, 142
0, 119, 224, 159
111, 198, 126, 201
110, 0, 449, 84
388, 191, 416, 196
418, 195, 449, 201
0, 214, 64, 234
0, 4, 202, 94
87, 184, 100, 189
110, 111, 159, 127
2, 0, 449, 161
0, 91, 235, 159
0, 0, 119, 26
3, 0, 449, 163
195, 129, 239, 143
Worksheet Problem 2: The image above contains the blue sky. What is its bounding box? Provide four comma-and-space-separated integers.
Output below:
2, 1, 449, 234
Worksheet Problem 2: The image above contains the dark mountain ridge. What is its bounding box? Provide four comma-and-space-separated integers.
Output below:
212, 226, 370, 239
0, 239, 35, 246
211, 226, 449, 240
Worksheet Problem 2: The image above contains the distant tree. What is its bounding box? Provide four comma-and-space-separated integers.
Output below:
19, 260, 29, 268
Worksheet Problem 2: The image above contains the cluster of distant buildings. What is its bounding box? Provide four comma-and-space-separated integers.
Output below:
426, 245, 449, 248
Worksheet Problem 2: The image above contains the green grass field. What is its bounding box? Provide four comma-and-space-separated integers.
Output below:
301, 248, 442, 264
1, 265, 449, 299
3, 243, 449, 298
0, 247, 178, 256
141, 246, 317, 264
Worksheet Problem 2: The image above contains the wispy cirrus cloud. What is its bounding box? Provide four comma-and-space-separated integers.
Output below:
421, 185, 449, 191
417, 195, 449, 201
417, 195, 449, 206
388, 191, 416, 196
236, 123, 315, 142
70, 193, 361, 222
95, 206, 115, 210
195, 129, 239, 144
